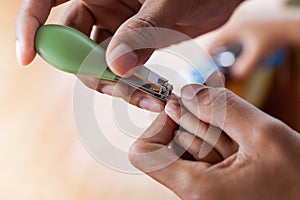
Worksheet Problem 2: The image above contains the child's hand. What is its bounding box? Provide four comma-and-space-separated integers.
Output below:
208, 0, 300, 79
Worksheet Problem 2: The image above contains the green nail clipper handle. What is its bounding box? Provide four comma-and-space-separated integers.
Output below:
35, 24, 116, 81
35, 24, 173, 101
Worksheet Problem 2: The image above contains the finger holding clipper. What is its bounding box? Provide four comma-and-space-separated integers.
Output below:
106, 0, 189, 77
34, 24, 171, 112
165, 96, 238, 159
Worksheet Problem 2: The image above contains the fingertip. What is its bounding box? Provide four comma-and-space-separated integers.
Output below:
106, 43, 139, 77
100, 84, 127, 98
100, 85, 116, 96
15, 19, 39, 66
16, 40, 36, 66
181, 84, 207, 101
139, 98, 164, 112
165, 101, 176, 113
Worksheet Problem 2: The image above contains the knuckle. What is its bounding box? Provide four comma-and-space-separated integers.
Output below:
210, 87, 234, 114
224, 88, 237, 105
191, 87, 233, 124
123, 13, 160, 32
194, 87, 211, 106
120, 14, 161, 48
200, 87, 233, 107
133, 13, 160, 28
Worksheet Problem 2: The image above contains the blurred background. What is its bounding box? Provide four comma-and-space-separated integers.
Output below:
1, 1, 300, 200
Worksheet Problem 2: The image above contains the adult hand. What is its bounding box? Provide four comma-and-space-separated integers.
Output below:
16, 0, 242, 112
129, 84, 300, 199
165, 71, 237, 163
208, 0, 300, 79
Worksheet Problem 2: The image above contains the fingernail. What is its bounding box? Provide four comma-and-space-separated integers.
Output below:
181, 84, 206, 101
139, 98, 163, 112
165, 102, 179, 114
101, 85, 114, 96
102, 84, 125, 97
16, 40, 23, 65
107, 43, 138, 76
181, 84, 211, 105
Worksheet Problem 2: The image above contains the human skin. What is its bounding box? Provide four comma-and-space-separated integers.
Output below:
208, 0, 300, 79
166, 71, 238, 164
15, 0, 243, 112
129, 84, 300, 200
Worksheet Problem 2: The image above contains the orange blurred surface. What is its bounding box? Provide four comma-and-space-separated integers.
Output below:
0, 1, 175, 200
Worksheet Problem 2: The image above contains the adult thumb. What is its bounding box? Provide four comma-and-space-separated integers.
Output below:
180, 84, 272, 147
106, 0, 192, 77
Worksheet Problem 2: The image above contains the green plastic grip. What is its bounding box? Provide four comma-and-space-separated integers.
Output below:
35, 24, 116, 81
